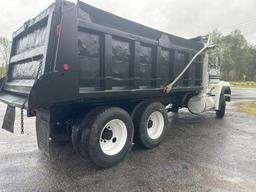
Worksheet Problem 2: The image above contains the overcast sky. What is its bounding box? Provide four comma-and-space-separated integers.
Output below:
0, 0, 256, 45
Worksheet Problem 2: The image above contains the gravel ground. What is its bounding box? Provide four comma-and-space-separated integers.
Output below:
0, 88, 256, 192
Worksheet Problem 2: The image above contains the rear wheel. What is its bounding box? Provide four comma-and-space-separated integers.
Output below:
80, 107, 134, 168
216, 95, 226, 118
72, 107, 105, 159
100, 119, 128, 156
134, 102, 168, 149
50, 122, 72, 145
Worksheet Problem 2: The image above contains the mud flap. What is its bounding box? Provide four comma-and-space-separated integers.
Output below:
36, 109, 50, 157
2, 105, 16, 133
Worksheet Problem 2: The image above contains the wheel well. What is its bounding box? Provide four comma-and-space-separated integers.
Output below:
222, 86, 231, 102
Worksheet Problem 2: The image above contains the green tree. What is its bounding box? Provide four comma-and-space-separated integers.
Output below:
211, 30, 256, 81
247, 46, 256, 81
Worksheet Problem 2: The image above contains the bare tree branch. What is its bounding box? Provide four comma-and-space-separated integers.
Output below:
0, 37, 11, 77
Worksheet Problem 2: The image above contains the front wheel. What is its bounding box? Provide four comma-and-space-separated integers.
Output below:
80, 107, 134, 168
216, 95, 226, 118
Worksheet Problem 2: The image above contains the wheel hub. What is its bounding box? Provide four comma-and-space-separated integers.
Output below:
148, 119, 153, 128
101, 128, 113, 140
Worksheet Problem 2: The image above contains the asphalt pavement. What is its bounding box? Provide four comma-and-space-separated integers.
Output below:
0, 88, 256, 192
231, 87, 256, 100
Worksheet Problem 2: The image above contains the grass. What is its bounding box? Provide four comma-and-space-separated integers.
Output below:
235, 101, 256, 115
230, 81, 256, 88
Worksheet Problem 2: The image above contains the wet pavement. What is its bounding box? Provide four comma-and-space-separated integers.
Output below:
231, 87, 256, 100
0, 88, 256, 192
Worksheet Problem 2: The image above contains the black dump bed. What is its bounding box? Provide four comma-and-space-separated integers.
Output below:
0, 0, 204, 111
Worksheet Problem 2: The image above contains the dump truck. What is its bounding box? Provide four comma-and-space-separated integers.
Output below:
0, 0, 231, 168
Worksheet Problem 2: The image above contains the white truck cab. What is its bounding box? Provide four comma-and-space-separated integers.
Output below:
187, 37, 231, 117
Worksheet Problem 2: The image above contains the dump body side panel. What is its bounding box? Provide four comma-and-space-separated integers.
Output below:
76, 1, 204, 93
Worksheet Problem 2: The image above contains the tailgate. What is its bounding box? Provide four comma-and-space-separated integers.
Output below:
2, 3, 57, 96
0, 2, 61, 107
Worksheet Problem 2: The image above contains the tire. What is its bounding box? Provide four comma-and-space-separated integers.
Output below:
216, 95, 226, 118
134, 102, 168, 149
72, 124, 82, 155
50, 123, 72, 145
50, 137, 70, 145
80, 107, 134, 168
72, 107, 106, 159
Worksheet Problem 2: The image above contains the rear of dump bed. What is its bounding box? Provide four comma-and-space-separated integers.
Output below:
0, 1, 61, 107
0, 0, 78, 110
0, 0, 204, 112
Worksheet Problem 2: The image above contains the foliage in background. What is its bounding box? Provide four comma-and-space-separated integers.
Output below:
0, 37, 11, 78
236, 101, 256, 115
212, 30, 256, 81
230, 81, 256, 88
